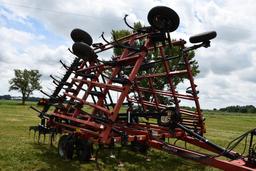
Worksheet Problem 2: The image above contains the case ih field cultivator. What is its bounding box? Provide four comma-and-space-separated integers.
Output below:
30, 6, 256, 170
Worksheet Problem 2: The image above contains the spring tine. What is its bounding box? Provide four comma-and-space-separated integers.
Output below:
53, 80, 59, 86
51, 133, 54, 142
53, 133, 56, 141
50, 75, 60, 83
38, 132, 41, 144
50, 134, 53, 146
30, 107, 40, 114
51, 133, 55, 146
54, 74, 63, 80
40, 90, 51, 97
60, 60, 70, 70
43, 133, 46, 143
29, 129, 31, 138
118, 146, 122, 159
33, 130, 36, 142
123, 14, 135, 30
68, 48, 74, 55
95, 148, 101, 170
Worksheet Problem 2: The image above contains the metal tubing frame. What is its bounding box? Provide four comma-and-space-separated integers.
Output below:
149, 139, 256, 171
32, 28, 256, 170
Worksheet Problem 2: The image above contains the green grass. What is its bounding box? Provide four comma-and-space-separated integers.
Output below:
0, 100, 256, 171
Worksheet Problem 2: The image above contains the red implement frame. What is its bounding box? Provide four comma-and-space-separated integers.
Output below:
32, 29, 256, 170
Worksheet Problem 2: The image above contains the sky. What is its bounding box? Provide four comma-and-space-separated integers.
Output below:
0, 0, 256, 109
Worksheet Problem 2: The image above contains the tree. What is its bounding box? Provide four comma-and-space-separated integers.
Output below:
219, 105, 256, 113
9, 69, 42, 104
112, 22, 199, 102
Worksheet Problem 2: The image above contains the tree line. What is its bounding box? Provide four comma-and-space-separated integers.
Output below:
218, 105, 256, 113
0, 94, 41, 102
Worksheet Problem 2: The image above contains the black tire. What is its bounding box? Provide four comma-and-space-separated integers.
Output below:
58, 135, 74, 160
71, 28, 93, 46
189, 31, 217, 44
147, 6, 180, 32
131, 140, 149, 154
72, 42, 97, 62
76, 139, 92, 162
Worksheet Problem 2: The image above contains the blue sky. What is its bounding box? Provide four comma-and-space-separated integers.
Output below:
0, 0, 256, 109
0, 5, 66, 47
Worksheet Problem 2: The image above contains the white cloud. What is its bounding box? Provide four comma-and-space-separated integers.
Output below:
0, 26, 70, 96
0, 0, 256, 109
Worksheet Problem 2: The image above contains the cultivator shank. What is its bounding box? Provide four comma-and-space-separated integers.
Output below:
30, 6, 256, 170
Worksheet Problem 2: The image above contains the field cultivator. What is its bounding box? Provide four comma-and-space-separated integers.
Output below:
30, 6, 256, 170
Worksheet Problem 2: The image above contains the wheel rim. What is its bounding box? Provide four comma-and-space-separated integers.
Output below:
161, 115, 171, 124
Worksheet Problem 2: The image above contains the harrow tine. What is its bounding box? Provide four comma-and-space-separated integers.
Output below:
68, 48, 74, 54
29, 127, 32, 138
52, 80, 59, 86
50, 75, 60, 83
29, 126, 39, 142
30, 106, 42, 114
50, 133, 55, 146
43, 133, 46, 144
30, 106, 46, 119
40, 90, 61, 102
34, 131, 36, 142
31, 128, 37, 142
95, 147, 101, 170
38, 132, 40, 143
109, 138, 116, 159
40, 90, 51, 98
49, 134, 52, 145
100, 32, 110, 44
54, 74, 63, 80
123, 14, 135, 30
60, 60, 70, 70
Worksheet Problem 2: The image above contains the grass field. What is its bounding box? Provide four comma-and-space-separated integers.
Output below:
0, 100, 256, 171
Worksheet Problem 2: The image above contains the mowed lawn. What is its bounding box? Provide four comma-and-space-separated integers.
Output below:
0, 100, 256, 171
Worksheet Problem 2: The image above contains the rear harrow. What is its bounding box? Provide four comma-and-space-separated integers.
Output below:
29, 6, 256, 170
